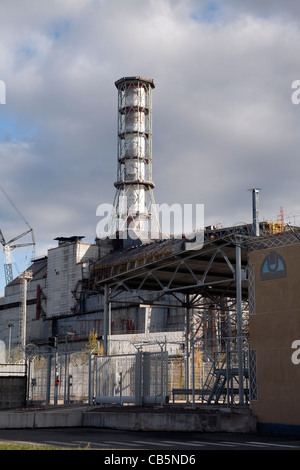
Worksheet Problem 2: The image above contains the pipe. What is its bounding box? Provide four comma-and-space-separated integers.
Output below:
252, 189, 260, 237
236, 244, 244, 405
94, 395, 169, 406
95, 395, 135, 405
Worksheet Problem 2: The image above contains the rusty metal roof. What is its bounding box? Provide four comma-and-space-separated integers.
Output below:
8, 256, 47, 286
115, 76, 155, 88
94, 225, 252, 299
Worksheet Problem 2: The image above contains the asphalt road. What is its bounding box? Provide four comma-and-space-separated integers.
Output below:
0, 427, 299, 451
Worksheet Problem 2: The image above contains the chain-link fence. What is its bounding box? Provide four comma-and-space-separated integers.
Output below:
94, 353, 136, 403
173, 337, 250, 405
8, 336, 250, 408
26, 351, 91, 406
93, 350, 169, 406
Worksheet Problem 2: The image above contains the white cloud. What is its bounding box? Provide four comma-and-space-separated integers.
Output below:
0, 0, 299, 290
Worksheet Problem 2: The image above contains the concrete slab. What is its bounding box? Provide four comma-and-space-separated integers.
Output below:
0, 404, 257, 432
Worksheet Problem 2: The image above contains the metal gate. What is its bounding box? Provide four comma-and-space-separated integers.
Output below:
92, 350, 169, 406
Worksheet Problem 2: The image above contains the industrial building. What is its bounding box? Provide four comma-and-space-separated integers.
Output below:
247, 230, 300, 434
0, 77, 188, 356
0, 234, 187, 356
0, 76, 299, 435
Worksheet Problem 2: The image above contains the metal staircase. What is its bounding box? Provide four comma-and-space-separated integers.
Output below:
200, 353, 249, 405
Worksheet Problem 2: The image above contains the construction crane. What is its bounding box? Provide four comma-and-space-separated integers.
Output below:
0, 185, 35, 285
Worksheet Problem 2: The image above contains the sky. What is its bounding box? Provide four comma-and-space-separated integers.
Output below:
0, 0, 300, 290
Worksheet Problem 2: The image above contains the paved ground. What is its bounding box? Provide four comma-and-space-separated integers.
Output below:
0, 427, 300, 451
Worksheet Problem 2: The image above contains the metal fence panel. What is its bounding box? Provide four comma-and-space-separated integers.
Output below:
94, 353, 136, 404
94, 351, 169, 406
3, 337, 250, 408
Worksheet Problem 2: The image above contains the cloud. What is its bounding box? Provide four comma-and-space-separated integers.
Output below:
0, 0, 299, 292
221, 0, 300, 20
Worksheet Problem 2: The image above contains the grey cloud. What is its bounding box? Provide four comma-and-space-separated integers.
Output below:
0, 0, 299, 274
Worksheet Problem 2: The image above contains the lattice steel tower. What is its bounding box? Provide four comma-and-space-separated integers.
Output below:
112, 76, 159, 240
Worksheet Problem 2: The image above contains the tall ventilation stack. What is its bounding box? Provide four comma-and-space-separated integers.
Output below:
112, 76, 159, 245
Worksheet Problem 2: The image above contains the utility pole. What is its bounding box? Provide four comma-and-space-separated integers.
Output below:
235, 243, 244, 405
19, 270, 33, 357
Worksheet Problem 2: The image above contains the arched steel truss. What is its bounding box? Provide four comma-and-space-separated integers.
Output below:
93, 224, 255, 404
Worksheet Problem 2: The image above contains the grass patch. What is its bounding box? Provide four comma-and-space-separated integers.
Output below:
0, 441, 83, 450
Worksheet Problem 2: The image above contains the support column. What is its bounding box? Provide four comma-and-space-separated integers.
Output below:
54, 351, 58, 406
46, 353, 52, 405
251, 188, 260, 237
236, 243, 244, 405
19, 271, 33, 355
89, 354, 95, 405
185, 294, 191, 403
135, 350, 143, 406
103, 284, 109, 356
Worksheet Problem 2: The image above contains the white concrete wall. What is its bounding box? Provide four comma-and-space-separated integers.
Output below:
0, 241, 99, 353
0, 275, 47, 353
46, 242, 98, 318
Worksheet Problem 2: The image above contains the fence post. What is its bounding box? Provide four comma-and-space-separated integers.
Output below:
64, 353, 69, 404
160, 348, 164, 406
143, 352, 150, 397
119, 372, 123, 406
192, 339, 195, 407
46, 353, 52, 405
26, 358, 31, 402
135, 350, 142, 406
54, 352, 58, 406
185, 294, 191, 403
88, 354, 95, 405
165, 338, 168, 402
103, 285, 109, 356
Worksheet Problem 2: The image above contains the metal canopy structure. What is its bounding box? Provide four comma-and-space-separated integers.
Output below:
93, 224, 253, 404
94, 224, 252, 304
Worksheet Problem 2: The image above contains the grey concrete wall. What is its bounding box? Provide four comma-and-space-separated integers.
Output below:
0, 405, 257, 432
0, 376, 26, 409
82, 408, 257, 433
